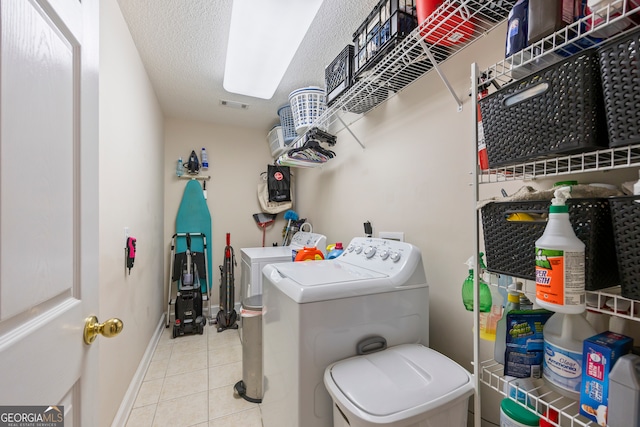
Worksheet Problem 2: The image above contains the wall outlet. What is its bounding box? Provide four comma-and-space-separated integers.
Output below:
378, 231, 404, 242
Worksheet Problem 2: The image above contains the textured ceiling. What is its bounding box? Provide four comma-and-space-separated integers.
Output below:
116, 0, 380, 132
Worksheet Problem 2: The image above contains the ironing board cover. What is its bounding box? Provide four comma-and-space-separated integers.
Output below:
176, 179, 212, 292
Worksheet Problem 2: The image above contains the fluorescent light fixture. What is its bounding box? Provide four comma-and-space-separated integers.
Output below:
223, 0, 324, 99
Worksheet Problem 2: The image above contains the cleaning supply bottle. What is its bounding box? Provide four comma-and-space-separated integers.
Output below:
461, 256, 492, 313
201, 147, 209, 170
542, 312, 596, 399
494, 286, 521, 365
505, 0, 529, 57
479, 253, 503, 341
535, 186, 586, 314
294, 247, 324, 261
326, 243, 344, 260
176, 157, 184, 177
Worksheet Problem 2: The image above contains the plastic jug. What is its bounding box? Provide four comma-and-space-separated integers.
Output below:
543, 312, 596, 399
505, 0, 529, 57
608, 354, 640, 427
294, 247, 324, 262
326, 243, 344, 259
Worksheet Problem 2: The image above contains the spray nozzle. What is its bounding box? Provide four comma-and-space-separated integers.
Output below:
550, 186, 571, 213
465, 256, 474, 272
552, 186, 572, 205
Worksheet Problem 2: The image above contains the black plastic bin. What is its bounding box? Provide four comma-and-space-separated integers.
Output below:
481, 198, 619, 291
479, 49, 609, 168
597, 27, 640, 148
609, 196, 640, 300
353, 0, 418, 78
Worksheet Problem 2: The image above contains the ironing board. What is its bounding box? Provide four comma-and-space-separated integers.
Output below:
176, 179, 212, 293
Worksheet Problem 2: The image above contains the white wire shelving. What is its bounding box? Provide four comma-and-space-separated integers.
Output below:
473, 2, 640, 425
479, 143, 640, 183
274, 0, 518, 167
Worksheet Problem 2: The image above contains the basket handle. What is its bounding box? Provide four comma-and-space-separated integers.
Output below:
504, 82, 549, 107
504, 209, 548, 223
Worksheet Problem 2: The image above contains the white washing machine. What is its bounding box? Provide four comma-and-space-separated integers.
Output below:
239, 231, 327, 301
261, 237, 429, 427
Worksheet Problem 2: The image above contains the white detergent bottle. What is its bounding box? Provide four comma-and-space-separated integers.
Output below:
543, 312, 596, 399
535, 186, 586, 314
494, 286, 520, 365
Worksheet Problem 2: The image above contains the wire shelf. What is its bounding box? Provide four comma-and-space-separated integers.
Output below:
479, 143, 640, 183
483, 0, 640, 89
480, 359, 597, 427
274, 0, 518, 167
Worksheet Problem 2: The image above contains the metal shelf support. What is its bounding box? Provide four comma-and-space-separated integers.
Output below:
419, 39, 464, 112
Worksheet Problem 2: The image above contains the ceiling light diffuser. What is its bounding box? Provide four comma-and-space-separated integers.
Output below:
223, 0, 325, 99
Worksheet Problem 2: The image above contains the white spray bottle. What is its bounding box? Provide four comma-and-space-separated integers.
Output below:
535, 186, 585, 314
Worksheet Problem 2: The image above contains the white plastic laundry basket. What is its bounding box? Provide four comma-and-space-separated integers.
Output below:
288, 86, 327, 134
267, 125, 286, 158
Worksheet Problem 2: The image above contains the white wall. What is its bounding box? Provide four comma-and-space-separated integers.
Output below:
164, 119, 282, 308
99, 1, 166, 424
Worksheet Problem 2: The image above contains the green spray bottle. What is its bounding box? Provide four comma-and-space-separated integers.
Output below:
462, 255, 492, 312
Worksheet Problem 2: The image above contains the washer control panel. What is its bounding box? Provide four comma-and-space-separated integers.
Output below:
340, 237, 419, 274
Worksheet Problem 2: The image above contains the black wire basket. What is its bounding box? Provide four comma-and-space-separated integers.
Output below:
481, 198, 619, 291
479, 49, 609, 168
609, 195, 640, 300
597, 27, 640, 148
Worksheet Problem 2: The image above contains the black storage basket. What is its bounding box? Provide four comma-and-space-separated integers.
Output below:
481, 198, 619, 291
326, 45, 354, 106
596, 27, 640, 148
609, 195, 640, 300
479, 49, 609, 168
353, 0, 418, 78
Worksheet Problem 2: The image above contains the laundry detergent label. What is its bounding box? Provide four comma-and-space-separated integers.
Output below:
544, 340, 583, 394
535, 248, 585, 307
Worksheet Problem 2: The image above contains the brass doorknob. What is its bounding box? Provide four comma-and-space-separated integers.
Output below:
83, 315, 123, 345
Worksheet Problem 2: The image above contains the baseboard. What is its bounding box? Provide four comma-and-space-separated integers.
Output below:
111, 313, 165, 427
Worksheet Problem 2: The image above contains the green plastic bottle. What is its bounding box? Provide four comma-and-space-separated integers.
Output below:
462, 256, 492, 312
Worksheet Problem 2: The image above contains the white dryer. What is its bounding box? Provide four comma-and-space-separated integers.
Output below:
261, 237, 429, 427
239, 231, 327, 301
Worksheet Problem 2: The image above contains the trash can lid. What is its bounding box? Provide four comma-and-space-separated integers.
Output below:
242, 294, 262, 310
325, 344, 474, 418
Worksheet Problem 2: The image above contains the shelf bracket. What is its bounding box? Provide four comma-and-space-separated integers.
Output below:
179, 174, 211, 181
419, 39, 463, 112
336, 115, 365, 149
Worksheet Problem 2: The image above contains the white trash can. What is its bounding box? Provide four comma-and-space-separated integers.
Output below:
324, 344, 474, 427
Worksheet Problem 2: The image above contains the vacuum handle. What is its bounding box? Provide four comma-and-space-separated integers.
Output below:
226, 233, 230, 246
356, 336, 387, 355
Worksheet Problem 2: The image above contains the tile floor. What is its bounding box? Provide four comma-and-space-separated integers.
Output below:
125, 323, 263, 427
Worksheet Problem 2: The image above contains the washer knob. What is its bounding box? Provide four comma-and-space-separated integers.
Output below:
379, 250, 389, 260
390, 252, 401, 262
364, 246, 376, 258
347, 245, 355, 252
354, 246, 363, 254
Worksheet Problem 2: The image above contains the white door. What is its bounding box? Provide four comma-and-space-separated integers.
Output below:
0, 0, 102, 425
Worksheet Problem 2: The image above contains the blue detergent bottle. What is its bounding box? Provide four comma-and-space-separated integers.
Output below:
326, 242, 344, 259
505, 0, 529, 57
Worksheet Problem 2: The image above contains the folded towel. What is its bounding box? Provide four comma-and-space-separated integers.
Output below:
477, 184, 624, 210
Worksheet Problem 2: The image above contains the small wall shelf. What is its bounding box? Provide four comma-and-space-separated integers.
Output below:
178, 175, 210, 181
